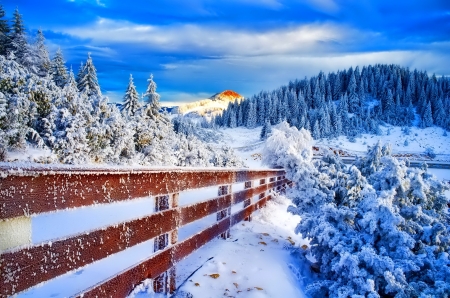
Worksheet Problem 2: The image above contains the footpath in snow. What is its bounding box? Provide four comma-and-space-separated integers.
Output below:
130, 195, 310, 298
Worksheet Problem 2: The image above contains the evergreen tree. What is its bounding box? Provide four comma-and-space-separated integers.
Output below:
62, 67, 82, 115
260, 120, 272, 140
237, 103, 243, 126
347, 72, 359, 113
246, 100, 257, 128
9, 8, 27, 62
312, 119, 321, 139
329, 102, 342, 136
76, 61, 84, 85
257, 95, 266, 125
229, 108, 237, 128
34, 29, 50, 77
384, 89, 395, 119
422, 101, 433, 127
144, 74, 161, 120
50, 48, 68, 88
77, 53, 101, 97
0, 5, 10, 56
121, 74, 141, 117
434, 98, 446, 127
332, 73, 341, 100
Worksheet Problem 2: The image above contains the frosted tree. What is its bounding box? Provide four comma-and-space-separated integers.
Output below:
332, 73, 341, 100
422, 101, 433, 127
143, 74, 162, 120
60, 67, 85, 115
121, 74, 141, 117
0, 5, 10, 56
312, 119, 321, 139
329, 102, 341, 137
384, 89, 395, 120
50, 48, 68, 88
229, 108, 237, 128
9, 8, 27, 61
76, 61, 84, 85
53, 108, 90, 164
77, 53, 101, 97
33, 29, 50, 77
260, 120, 272, 140
347, 72, 359, 113
237, 104, 243, 126
246, 100, 257, 128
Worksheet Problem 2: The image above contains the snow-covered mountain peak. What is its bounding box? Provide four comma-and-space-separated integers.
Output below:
209, 90, 244, 102
173, 90, 244, 117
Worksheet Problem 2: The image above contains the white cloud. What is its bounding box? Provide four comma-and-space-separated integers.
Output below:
60, 18, 361, 57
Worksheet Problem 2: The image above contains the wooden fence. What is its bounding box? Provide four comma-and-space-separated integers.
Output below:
0, 166, 288, 297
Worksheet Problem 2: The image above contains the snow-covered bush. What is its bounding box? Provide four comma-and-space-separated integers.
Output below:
263, 122, 450, 297
424, 147, 436, 159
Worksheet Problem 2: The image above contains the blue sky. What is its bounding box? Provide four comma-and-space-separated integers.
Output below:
4, 0, 450, 105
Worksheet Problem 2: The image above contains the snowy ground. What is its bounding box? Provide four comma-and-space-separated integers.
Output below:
213, 125, 450, 165
130, 195, 310, 298
315, 125, 450, 160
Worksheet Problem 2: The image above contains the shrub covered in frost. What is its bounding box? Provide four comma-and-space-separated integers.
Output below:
424, 147, 436, 159
263, 122, 450, 297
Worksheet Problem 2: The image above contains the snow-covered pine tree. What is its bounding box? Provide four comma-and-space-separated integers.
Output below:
34, 29, 50, 77
422, 101, 433, 127
77, 53, 101, 97
50, 48, 68, 88
260, 119, 272, 140
434, 97, 446, 127
312, 119, 321, 139
76, 61, 84, 86
229, 107, 237, 128
121, 74, 141, 117
9, 8, 27, 62
246, 100, 257, 128
143, 74, 162, 121
257, 95, 265, 125
329, 101, 341, 137
0, 5, 10, 56
347, 72, 359, 113
332, 72, 341, 100
237, 103, 244, 126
